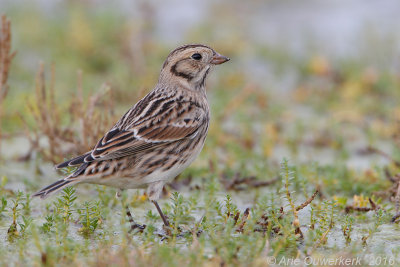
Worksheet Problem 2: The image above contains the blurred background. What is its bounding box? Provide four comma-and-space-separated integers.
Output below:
1, 1, 400, 262
1, 0, 400, 173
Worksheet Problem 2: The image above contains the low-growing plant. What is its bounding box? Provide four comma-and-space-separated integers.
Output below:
77, 201, 102, 237
55, 187, 77, 224
7, 191, 27, 239
342, 215, 355, 245
163, 192, 193, 237
0, 197, 7, 217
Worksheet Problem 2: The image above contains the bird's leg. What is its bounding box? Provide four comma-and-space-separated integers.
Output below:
152, 200, 170, 227
147, 181, 171, 227
116, 189, 145, 232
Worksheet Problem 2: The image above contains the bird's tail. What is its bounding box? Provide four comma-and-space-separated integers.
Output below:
32, 179, 78, 199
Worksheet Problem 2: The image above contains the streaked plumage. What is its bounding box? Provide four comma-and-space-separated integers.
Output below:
33, 44, 229, 226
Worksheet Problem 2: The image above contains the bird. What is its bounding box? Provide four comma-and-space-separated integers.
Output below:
33, 44, 229, 228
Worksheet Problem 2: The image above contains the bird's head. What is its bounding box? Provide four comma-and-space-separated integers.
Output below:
159, 44, 230, 90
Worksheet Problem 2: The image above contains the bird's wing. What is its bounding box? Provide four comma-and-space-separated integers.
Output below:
56, 97, 207, 168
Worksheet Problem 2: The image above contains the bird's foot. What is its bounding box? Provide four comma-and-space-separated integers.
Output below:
158, 225, 202, 240
128, 223, 146, 234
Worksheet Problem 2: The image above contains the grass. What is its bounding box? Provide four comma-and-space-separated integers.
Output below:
0, 160, 397, 266
1, 1, 400, 266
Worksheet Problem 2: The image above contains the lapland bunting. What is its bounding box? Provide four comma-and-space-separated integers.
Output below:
33, 44, 229, 227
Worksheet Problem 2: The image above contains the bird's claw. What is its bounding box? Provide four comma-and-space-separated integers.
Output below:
128, 223, 146, 233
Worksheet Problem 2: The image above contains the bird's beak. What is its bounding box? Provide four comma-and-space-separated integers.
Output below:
211, 53, 230, 65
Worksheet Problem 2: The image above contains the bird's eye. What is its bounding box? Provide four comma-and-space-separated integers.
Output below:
191, 53, 202, 60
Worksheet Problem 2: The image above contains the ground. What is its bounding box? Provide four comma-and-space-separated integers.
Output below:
1, 1, 400, 266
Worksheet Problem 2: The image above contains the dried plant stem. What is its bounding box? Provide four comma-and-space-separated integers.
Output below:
313, 227, 330, 249
0, 15, 16, 156
236, 208, 250, 233
392, 182, 400, 222
392, 212, 400, 223
364, 146, 400, 167
77, 70, 87, 149
23, 63, 116, 163
282, 160, 303, 238
296, 190, 319, 211
344, 197, 382, 213
395, 181, 400, 214
285, 181, 297, 218
283, 165, 297, 218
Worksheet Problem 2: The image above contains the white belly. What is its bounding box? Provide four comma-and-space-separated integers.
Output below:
89, 139, 205, 189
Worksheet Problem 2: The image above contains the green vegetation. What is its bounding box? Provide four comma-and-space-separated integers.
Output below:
1, 1, 400, 266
